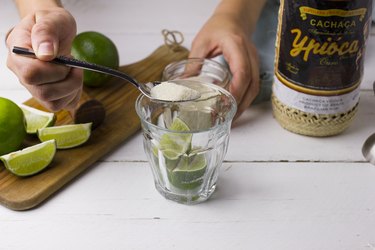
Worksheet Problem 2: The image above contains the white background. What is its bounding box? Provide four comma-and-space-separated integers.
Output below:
1, 1, 375, 250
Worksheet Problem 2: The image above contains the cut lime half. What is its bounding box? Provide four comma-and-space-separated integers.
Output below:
168, 153, 207, 190
159, 117, 192, 160
37, 123, 92, 149
0, 139, 56, 177
19, 104, 56, 134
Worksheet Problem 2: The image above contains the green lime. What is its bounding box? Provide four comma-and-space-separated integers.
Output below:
155, 117, 208, 190
0, 97, 27, 156
159, 117, 192, 160
37, 123, 92, 149
71, 31, 119, 87
169, 117, 191, 131
19, 104, 56, 134
168, 153, 207, 190
0, 140, 56, 177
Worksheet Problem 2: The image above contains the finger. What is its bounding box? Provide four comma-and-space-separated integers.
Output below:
189, 33, 210, 59
220, 37, 252, 105
185, 37, 214, 79
5, 15, 34, 50
6, 18, 70, 85
189, 31, 222, 59
9, 55, 71, 86
65, 68, 84, 110
64, 87, 83, 111
235, 44, 260, 119
37, 92, 76, 112
33, 84, 81, 112
31, 13, 59, 61
23, 68, 82, 102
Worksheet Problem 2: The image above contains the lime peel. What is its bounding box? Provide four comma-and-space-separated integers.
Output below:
156, 117, 208, 190
19, 104, 56, 134
0, 97, 27, 155
71, 31, 119, 87
159, 117, 192, 160
167, 153, 207, 190
0, 140, 56, 177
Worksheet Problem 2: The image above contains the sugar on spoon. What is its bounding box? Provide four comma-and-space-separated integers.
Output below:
362, 81, 375, 165
12, 46, 200, 102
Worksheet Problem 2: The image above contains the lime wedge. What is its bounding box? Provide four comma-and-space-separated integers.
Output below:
37, 123, 92, 149
168, 153, 207, 190
159, 117, 192, 160
0, 140, 56, 176
19, 104, 56, 134
169, 117, 191, 131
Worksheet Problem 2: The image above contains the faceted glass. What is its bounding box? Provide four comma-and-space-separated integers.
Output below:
135, 81, 236, 204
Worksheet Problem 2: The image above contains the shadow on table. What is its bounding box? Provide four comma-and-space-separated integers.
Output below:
204, 164, 264, 205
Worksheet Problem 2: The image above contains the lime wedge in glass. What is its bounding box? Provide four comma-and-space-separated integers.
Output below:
168, 153, 207, 190
19, 104, 56, 134
159, 117, 192, 160
0, 139, 56, 177
37, 123, 92, 149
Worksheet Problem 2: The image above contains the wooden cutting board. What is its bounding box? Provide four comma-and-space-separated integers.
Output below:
0, 44, 189, 210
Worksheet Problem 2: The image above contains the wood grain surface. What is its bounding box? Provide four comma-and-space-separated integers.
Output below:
0, 44, 189, 211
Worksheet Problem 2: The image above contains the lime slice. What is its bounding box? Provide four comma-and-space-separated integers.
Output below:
159, 117, 192, 160
0, 140, 56, 176
37, 123, 92, 149
169, 117, 191, 131
168, 153, 207, 190
19, 104, 56, 134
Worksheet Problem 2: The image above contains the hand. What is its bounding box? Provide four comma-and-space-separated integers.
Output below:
6, 7, 82, 111
189, 13, 260, 119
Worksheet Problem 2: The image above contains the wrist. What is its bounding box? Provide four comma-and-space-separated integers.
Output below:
214, 0, 266, 34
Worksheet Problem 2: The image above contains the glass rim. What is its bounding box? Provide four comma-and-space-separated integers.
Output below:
135, 83, 237, 134
162, 57, 232, 83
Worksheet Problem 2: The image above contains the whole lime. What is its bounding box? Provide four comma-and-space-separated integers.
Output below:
71, 31, 120, 87
0, 97, 27, 156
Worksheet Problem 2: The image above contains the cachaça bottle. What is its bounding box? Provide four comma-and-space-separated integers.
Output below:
272, 0, 373, 136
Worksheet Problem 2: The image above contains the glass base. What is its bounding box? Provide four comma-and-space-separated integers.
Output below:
155, 183, 217, 205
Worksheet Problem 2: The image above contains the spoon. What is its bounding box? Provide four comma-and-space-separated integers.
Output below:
12, 46, 200, 102
361, 81, 375, 165
362, 133, 375, 165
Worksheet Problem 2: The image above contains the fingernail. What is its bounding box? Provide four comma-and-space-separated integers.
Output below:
37, 42, 54, 56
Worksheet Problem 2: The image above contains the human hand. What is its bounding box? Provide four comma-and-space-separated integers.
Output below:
6, 7, 82, 111
189, 13, 260, 119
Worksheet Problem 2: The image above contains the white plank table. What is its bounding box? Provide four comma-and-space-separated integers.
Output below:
1, 1, 375, 249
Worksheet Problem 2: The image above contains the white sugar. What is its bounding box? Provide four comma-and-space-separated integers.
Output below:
150, 81, 201, 101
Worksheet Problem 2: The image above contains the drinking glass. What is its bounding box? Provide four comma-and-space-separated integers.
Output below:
162, 58, 231, 91
135, 80, 237, 204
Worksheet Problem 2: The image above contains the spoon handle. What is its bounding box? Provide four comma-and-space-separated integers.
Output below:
12, 46, 139, 87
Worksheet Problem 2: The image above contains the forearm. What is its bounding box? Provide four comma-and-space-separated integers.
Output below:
14, 0, 62, 18
213, 0, 267, 34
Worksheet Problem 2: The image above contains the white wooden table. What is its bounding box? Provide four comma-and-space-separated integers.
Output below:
1, 1, 375, 249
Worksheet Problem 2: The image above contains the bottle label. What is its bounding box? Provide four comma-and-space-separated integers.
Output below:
273, 77, 360, 115
275, 0, 372, 97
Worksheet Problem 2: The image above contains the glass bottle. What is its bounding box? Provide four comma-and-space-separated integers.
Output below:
272, 0, 373, 136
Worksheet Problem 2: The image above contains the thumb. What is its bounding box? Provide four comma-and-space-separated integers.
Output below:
31, 12, 59, 61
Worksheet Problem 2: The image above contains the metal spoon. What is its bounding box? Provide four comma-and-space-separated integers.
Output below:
362, 81, 375, 165
12, 46, 200, 102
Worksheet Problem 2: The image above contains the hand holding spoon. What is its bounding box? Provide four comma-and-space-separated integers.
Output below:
12, 46, 200, 102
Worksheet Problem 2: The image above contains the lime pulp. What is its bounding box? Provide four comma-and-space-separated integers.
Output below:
0, 140, 56, 176
37, 123, 92, 149
155, 117, 207, 190
20, 104, 56, 134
